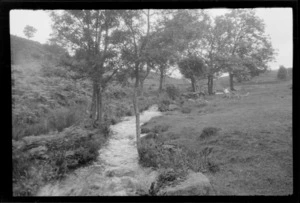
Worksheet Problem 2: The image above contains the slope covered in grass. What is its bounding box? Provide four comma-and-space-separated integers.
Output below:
141, 72, 293, 195
11, 35, 92, 140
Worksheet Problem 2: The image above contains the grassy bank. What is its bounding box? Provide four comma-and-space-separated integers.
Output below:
12, 125, 110, 196
140, 77, 292, 195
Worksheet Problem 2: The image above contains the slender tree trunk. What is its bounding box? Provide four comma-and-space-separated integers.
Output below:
91, 85, 95, 119
211, 77, 214, 94
207, 75, 214, 95
91, 81, 97, 119
134, 63, 141, 150
133, 87, 140, 148
159, 66, 164, 92
97, 87, 103, 126
229, 72, 235, 91
191, 76, 196, 92
139, 80, 144, 97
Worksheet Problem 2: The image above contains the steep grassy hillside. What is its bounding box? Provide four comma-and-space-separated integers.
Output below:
11, 35, 103, 196
11, 35, 92, 140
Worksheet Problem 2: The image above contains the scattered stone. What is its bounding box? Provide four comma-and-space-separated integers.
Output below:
181, 92, 204, 99
107, 168, 135, 177
28, 145, 47, 156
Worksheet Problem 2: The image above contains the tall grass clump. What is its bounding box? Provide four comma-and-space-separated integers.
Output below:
12, 105, 85, 140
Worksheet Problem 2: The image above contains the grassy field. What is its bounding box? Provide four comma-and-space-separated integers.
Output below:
141, 73, 293, 195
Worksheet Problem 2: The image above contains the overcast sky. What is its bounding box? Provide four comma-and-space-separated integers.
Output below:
10, 8, 293, 70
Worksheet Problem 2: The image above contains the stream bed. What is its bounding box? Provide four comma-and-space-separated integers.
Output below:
37, 105, 162, 196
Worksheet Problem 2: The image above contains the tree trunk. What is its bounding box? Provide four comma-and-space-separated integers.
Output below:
159, 66, 164, 92
191, 76, 196, 92
96, 87, 103, 126
229, 72, 235, 91
133, 87, 140, 149
90, 82, 97, 119
140, 80, 144, 97
207, 75, 214, 95
134, 63, 141, 151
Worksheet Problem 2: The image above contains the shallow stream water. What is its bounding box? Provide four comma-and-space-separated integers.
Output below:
37, 105, 162, 196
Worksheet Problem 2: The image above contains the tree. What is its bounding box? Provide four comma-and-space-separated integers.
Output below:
23, 25, 37, 39
215, 9, 275, 90
178, 55, 207, 92
162, 10, 210, 92
145, 30, 177, 92
50, 10, 124, 127
277, 65, 288, 80
117, 10, 153, 150
147, 10, 179, 92
200, 15, 230, 94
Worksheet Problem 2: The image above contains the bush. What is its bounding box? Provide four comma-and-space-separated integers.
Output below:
13, 127, 103, 196
12, 105, 85, 140
277, 65, 288, 80
152, 124, 169, 134
105, 85, 129, 100
184, 147, 219, 173
164, 132, 180, 140
31, 53, 41, 59
157, 169, 177, 183
181, 107, 191, 114
158, 96, 171, 112
165, 85, 180, 100
141, 127, 151, 134
47, 107, 82, 132
199, 127, 220, 139
99, 120, 111, 138
138, 132, 219, 175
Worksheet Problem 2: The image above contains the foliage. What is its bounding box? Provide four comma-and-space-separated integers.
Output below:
43, 43, 67, 56
23, 25, 37, 39
50, 10, 126, 124
213, 9, 275, 89
157, 169, 177, 183
152, 124, 170, 134
199, 127, 221, 140
141, 124, 170, 134
277, 65, 288, 80
181, 107, 192, 114
138, 132, 218, 175
178, 55, 207, 80
165, 10, 210, 56
13, 127, 104, 196
165, 85, 180, 100
178, 55, 207, 92
157, 95, 171, 112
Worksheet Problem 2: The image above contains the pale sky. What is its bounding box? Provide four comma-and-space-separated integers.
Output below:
10, 8, 293, 70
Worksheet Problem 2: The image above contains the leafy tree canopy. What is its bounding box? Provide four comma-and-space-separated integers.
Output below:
23, 25, 37, 39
